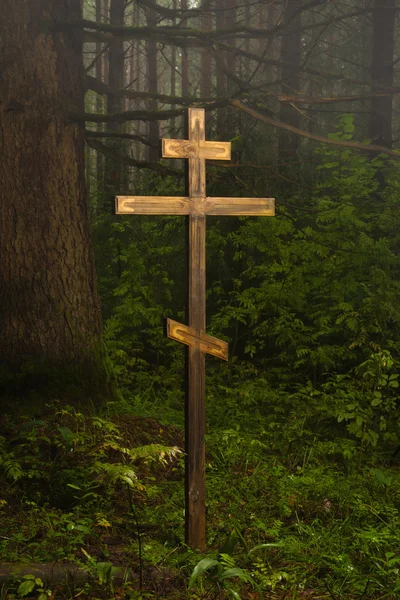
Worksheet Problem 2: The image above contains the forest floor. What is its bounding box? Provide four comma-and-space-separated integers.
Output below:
0, 394, 400, 599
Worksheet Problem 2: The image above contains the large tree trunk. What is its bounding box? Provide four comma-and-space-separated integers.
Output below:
0, 0, 112, 403
369, 0, 395, 146
279, 0, 301, 160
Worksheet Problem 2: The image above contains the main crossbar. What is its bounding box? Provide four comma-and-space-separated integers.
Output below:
116, 196, 275, 216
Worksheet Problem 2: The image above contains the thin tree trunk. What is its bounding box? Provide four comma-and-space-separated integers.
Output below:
369, 0, 395, 146
105, 0, 126, 212
258, 3, 266, 75
181, 0, 190, 98
170, 0, 177, 136
224, 0, 237, 139
0, 0, 111, 400
95, 0, 104, 205
135, 2, 142, 162
244, 2, 251, 76
104, 0, 110, 84
146, 6, 160, 161
200, 0, 213, 135
216, 2, 226, 137
279, 0, 301, 160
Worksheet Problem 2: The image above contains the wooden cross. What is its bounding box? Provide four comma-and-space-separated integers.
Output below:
116, 108, 275, 551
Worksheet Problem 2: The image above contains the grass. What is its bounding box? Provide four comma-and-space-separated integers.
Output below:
0, 387, 400, 599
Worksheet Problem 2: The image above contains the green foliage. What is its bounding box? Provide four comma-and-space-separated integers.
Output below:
4, 116, 400, 598
0, 403, 181, 568
17, 576, 51, 600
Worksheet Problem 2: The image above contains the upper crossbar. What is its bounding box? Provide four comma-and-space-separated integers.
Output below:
162, 139, 231, 161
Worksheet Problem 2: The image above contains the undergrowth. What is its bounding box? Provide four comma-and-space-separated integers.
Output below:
2, 120, 400, 599
1, 378, 400, 599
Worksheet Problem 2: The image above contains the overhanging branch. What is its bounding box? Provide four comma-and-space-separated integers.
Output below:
77, 107, 186, 123
86, 75, 215, 106
232, 100, 400, 159
54, 9, 371, 45
78, 98, 231, 123
86, 138, 184, 177
85, 130, 157, 147
279, 91, 400, 105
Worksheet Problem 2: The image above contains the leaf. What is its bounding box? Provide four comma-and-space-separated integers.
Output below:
219, 532, 239, 557
96, 562, 113, 585
19, 420, 45, 429
81, 548, 92, 561
75, 524, 91, 533
229, 589, 242, 600
189, 558, 219, 588
18, 580, 36, 597
248, 542, 284, 554
220, 568, 254, 584
57, 426, 76, 445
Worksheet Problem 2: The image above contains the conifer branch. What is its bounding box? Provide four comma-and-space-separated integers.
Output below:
232, 100, 400, 159
86, 138, 184, 177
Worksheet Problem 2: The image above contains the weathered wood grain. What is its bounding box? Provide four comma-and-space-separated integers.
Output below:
117, 196, 275, 217
116, 196, 191, 214
188, 108, 206, 199
206, 197, 275, 216
178, 110, 207, 550
116, 107, 276, 552
162, 139, 231, 160
166, 318, 228, 360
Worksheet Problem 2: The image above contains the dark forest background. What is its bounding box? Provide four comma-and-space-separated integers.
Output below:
2, 1, 400, 598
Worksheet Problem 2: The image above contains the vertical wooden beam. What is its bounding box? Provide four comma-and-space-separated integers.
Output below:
116, 108, 275, 550
186, 108, 206, 550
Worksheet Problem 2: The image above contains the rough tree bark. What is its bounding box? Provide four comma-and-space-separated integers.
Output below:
279, 0, 301, 160
369, 0, 395, 146
0, 0, 113, 404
